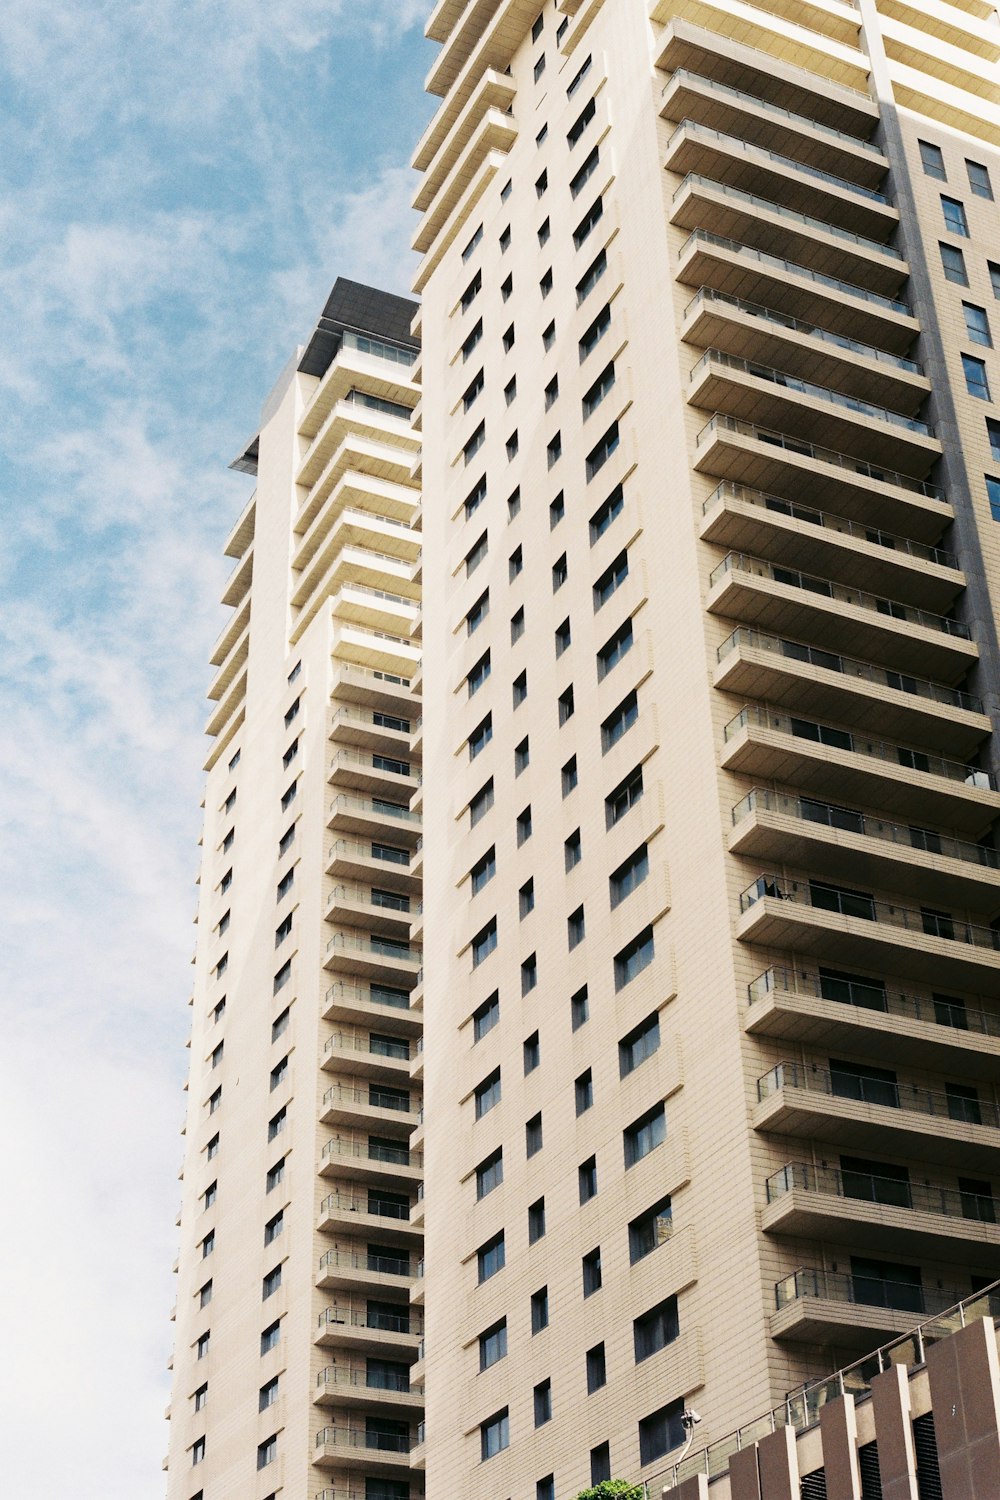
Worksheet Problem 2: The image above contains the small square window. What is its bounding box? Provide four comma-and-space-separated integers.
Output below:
511, 606, 525, 643
562, 755, 578, 795
524, 1029, 540, 1071
579, 1154, 597, 1203
568, 904, 585, 948
522, 953, 538, 995
510, 545, 524, 581
582, 1246, 602, 1296
531, 1286, 549, 1333
517, 806, 533, 844
513, 669, 528, 708
586, 1344, 607, 1394
571, 985, 589, 1030
528, 1196, 546, 1243
919, 139, 946, 179
575, 1069, 593, 1115
515, 736, 530, 775
565, 828, 582, 870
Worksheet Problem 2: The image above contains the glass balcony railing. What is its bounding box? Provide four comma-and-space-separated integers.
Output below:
703, 482, 955, 567
327, 883, 412, 913
317, 1305, 420, 1334
322, 1137, 423, 1168
315, 1425, 412, 1453
330, 749, 417, 780
748, 962, 1000, 1037
757, 1058, 1000, 1126
316, 1365, 412, 1393
325, 979, 413, 1011
342, 328, 418, 368
332, 662, 415, 691
697, 415, 944, 499
775, 1266, 970, 1316
686, 289, 922, 373
320, 1189, 413, 1222
678, 229, 912, 316
732, 786, 998, 869
717, 628, 982, 712
740, 872, 1000, 952
328, 840, 414, 870
710, 553, 965, 636
319, 1248, 413, 1277
324, 1031, 412, 1061
692, 350, 933, 435
323, 1082, 419, 1115
672, 174, 903, 259
330, 795, 421, 824
326, 933, 419, 964
664, 70, 886, 157
766, 1161, 998, 1221
667, 120, 892, 204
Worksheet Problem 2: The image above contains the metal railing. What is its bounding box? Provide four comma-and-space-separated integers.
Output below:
327, 882, 412, 913
756, 1059, 1000, 1127
324, 979, 412, 1012
320, 1190, 413, 1222
322, 1137, 424, 1168
717, 627, 982, 712
323, 1082, 418, 1115
672, 173, 903, 259
710, 552, 964, 635
664, 69, 885, 156
323, 1032, 412, 1061
315, 1425, 411, 1453
740, 872, 1000, 953
685, 288, 921, 373
678, 228, 911, 315
667, 119, 892, 204
692, 349, 932, 435
697, 414, 944, 498
329, 794, 421, 824
327, 839, 413, 869
704, 482, 954, 566
775, 1266, 971, 1315
330, 749, 415, 778
765, 1161, 999, 1221
317, 1305, 421, 1334
326, 933, 419, 963
318, 1248, 413, 1277
731, 786, 996, 869
331, 662, 414, 691
330, 705, 414, 734
747, 963, 1000, 1038
658, 1277, 1000, 1490
316, 1365, 412, 1392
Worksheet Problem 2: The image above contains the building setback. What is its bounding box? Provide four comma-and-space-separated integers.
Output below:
413, 0, 1000, 1496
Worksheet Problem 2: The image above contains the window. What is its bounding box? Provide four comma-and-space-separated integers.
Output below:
463, 368, 485, 411
531, 1286, 549, 1333
579, 1154, 598, 1203
276, 869, 293, 903
479, 1319, 508, 1370
562, 755, 578, 795
517, 806, 533, 844
568, 905, 585, 948
220, 868, 232, 894
213, 998, 226, 1024
462, 222, 483, 261
543, 320, 556, 352
476, 1147, 503, 1199
571, 145, 600, 200
462, 319, 483, 361
208, 1087, 222, 1114
598, 617, 634, 680
501, 272, 513, 302
987, 475, 1000, 520
215, 953, 228, 980
964, 353, 991, 400
533, 53, 546, 82
217, 910, 230, 938
523, 1030, 540, 1072
634, 1293, 679, 1362
558, 685, 575, 725
568, 53, 592, 97
203, 1180, 217, 1210
481, 1409, 510, 1460
192, 1437, 206, 1466
583, 361, 615, 419
461, 270, 482, 312
513, 669, 528, 707
519, 878, 535, 918
501, 179, 512, 202
267, 1106, 286, 1141
990, 262, 1000, 299
473, 991, 500, 1041
262, 1264, 282, 1299
211, 1041, 224, 1068
940, 242, 968, 285
538, 216, 550, 246
264, 1211, 283, 1246
965, 302, 993, 346
284, 696, 300, 729
464, 422, 485, 465
531, 10, 544, 40
472, 917, 498, 968
257, 1435, 277, 1470
509, 544, 523, 581
625, 1102, 666, 1167
475, 1068, 502, 1119
575, 1069, 594, 1115
967, 159, 993, 199
469, 714, 493, 761
547, 428, 561, 467
582, 1246, 602, 1296
536, 123, 548, 146
467, 651, 491, 698
223, 788, 236, 815
639, 1399, 686, 1465
281, 737, 299, 771
478, 1230, 505, 1282
503, 323, 516, 352
506, 430, 519, 461
942, 195, 969, 236
206, 1133, 219, 1160
466, 591, 491, 639
471, 846, 496, 896
274, 913, 292, 947
580, 306, 611, 366
574, 195, 604, 249
629, 1193, 673, 1262
602, 689, 639, 753
526, 1112, 543, 1157
535, 168, 548, 198
919, 140, 946, 179
269, 1055, 288, 1091
538, 1479, 555, 1500
260, 1318, 280, 1354
193, 1383, 208, 1411
534, 1379, 552, 1426
258, 1375, 279, 1412
528, 1197, 546, 1243
571, 985, 589, 1030
503, 375, 517, 408
199, 1279, 213, 1307
280, 780, 297, 813
620, 1012, 660, 1078
222, 828, 234, 853
577, 248, 607, 304
557, 14, 568, 41
515, 737, 530, 776
560, 831, 581, 875
569, 95, 596, 147
500, 224, 511, 253
265, 1158, 285, 1193
196, 1330, 210, 1359
227, 746, 241, 770
586, 1344, 607, 1394
278, 824, 294, 857
540, 267, 553, 298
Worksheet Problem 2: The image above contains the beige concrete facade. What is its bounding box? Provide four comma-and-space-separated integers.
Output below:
414, 0, 1000, 1497
165, 282, 425, 1500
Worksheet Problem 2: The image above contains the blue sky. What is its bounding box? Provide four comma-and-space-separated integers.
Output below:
0, 3, 434, 1492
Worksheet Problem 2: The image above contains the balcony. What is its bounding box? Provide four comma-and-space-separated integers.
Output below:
715, 628, 988, 754
316, 1304, 421, 1356
298, 396, 418, 493
700, 482, 960, 610
220, 544, 253, 608
330, 661, 419, 715
676, 230, 918, 354
321, 1082, 420, 1131
293, 470, 418, 573
326, 840, 418, 890
746, 964, 1000, 1078
730, 786, 1000, 905
299, 341, 417, 444
324, 933, 421, 986
322, 979, 420, 1037
738, 871, 1000, 989
682, 289, 927, 414
330, 621, 420, 678
293, 528, 419, 615
708, 553, 971, 679
314, 1424, 413, 1473
763, 1162, 1000, 1260
722, 704, 998, 834
314, 1364, 422, 1413
329, 749, 417, 798
660, 70, 888, 188
695, 416, 948, 540
664, 121, 898, 238
754, 1059, 1000, 1170
670, 176, 907, 296
297, 434, 419, 543
321, 1031, 416, 1081
331, 704, 416, 755
771, 1265, 973, 1344
327, 795, 422, 844
320, 1136, 423, 1187
690, 352, 938, 474
318, 1189, 421, 1242
325, 885, 415, 939
317, 1247, 416, 1292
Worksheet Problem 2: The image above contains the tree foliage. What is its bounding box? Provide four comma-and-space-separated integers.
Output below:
575, 1482, 646, 1500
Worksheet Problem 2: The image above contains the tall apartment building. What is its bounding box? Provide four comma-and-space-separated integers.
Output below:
165, 280, 427, 1500
413, 1, 1000, 1497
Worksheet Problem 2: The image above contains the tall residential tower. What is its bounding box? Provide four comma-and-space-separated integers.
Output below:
413, 0, 1000, 1495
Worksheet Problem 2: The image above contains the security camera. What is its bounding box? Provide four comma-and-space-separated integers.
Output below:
681, 1409, 701, 1430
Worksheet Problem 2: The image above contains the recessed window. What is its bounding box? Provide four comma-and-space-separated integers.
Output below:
473, 991, 500, 1041
260, 1319, 280, 1354
549, 492, 565, 529
564, 828, 582, 870
577, 248, 608, 304
274, 913, 292, 947
562, 755, 578, 795
206, 1133, 219, 1160
203, 1180, 217, 1209
942, 245, 969, 288
463, 368, 485, 411
258, 1375, 279, 1411
462, 319, 483, 362
208, 1087, 222, 1114
192, 1437, 206, 1465
467, 650, 491, 697
476, 1147, 503, 1199
545, 376, 560, 412
517, 806, 533, 845
511, 606, 525, 643
269, 1055, 288, 1091
513, 669, 528, 708
540, 267, 553, 298
471, 917, 498, 968
215, 953, 228, 980
535, 168, 548, 198
558, 684, 575, 725
555, 618, 571, 657
536, 122, 548, 147
575, 1069, 594, 1115
213, 998, 226, 1024
987, 475, 1000, 520
990, 262, 1000, 300
264, 1211, 283, 1246
963, 353, 991, 400
629, 1193, 673, 1262
528, 1196, 546, 1243
526, 1111, 543, 1157
538, 216, 551, 246
479, 1318, 508, 1370
568, 905, 585, 948
503, 324, 516, 353
634, 1294, 679, 1362
586, 1343, 607, 1394
506, 430, 519, 461
571, 985, 589, 1030
199, 1279, 213, 1307
964, 303, 993, 347
620, 1010, 660, 1077
602, 689, 638, 753
531, 10, 544, 40
462, 223, 483, 261
533, 53, 546, 82
227, 747, 241, 770
267, 1106, 286, 1142
919, 139, 946, 179
942, 195, 970, 236
265, 1158, 284, 1193
223, 788, 236, 814
519, 878, 535, 918
481, 1408, 510, 1460
967, 159, 993, 199
624, 1101, 666, 1167
461, 269, 482, 312
987, 419, 1000, 461
543, 320, 556, 352
583, 361, 615, 419
515, 736, 530, 776
534, 1378, 552, 1427
196, 1331, 210, 1359
211, 1040, 224, 1068
466, 590, 490, 637
639, 1399, 686, 1465
574, 195, 604, 250
571, 145, 600, 199
594, 548, 628, 608
598, 617, 634, 681
468, 713, 493, 762
222, 828, 234, 853
557, 14, 568, 41
582, 1246, 602, 1296
524, 1029, 540, 1071
569, 95, 597, 147
579, 1154, 598, 1203
262, 1264, 282, 1299
501, 273, 513, 304
193, 1382, 208, 1411
509, 544, 523, 581
531, 1285, 549, 1333
500, 224, 511, 253
610, 842, 649, 908
568, 53, 592, 97
220, 868, 232, 894
464, 423, 485, 465
501, 179, 512, 202
470, 778, 494, 827
257, 1435, 277, 1470
478, 1230, 505, 1282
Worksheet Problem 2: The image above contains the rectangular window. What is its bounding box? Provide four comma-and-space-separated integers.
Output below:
531, 1286, 549, 1333
534, 1378, 552, 1426
629, 1193, 673, 1262
479, 1319, 508, 1370
262, 1264, 282, 1299
500, 224, 511, 252
463, 422, 485, 466
517, 806, 532, 845
474, 1067, 502, 1119
540, 267, 553, 298
258, 1375, 279, 1411
505, 375, 517, 406
257, 1435, 277, 1470
568, 905, 585, 948
462, 319, 483, 362
577, 248, 607, 304
501, 272, 513, 301
507, 485, 521, 519
580, 304, 611, 362
473, 991, 500, 1041
562, 755, 578, 795
610, 842, 649, 907
461, 270, 482, 312
267, 1107, 286, 1141
574, 195, 604, 250
582, 1246, 602, 1296
968, 159, 993, 199
987, 419, 1000, 461
274, 914, 292, 946
476, 1147, 503, 1199
538, 217, 550, 246
964, 353, 991, 400
528, 1197, 546, 1243
942, 195, 969, 236
576, 1069, 593, 1115
512, 669, 528, 707
462, 222, 483, 261
624, 1102, 666, 1167
227, 747, 241, 770
597, 617, 633, 680
463, 368, 484, 412
964, 303, 993, 346
620, 1010, 660, 1075
478, 1230, 505, 1282
272, 960, 291, 996
606, 763, 643, 826
587, 1343, 607, 1394
571, 985, 589, 1030
279, 780, 297, 812
192, 1437, 206, 1465
583, 361, 615, 419
471, 917, 498, 967
515, 736, 530, 775
470, 778, 494, 827
284, 696, 300, 729
542, 320, 556, 352
545, 376, 559, 411
196, 1331, 210, 1359
558, 685, 575, 725
519, 878, 535, 917
570, 145, 599, 199
533, 53, 546, 81
469, 713, 492, 760
276, 869, 293, 902
990, 262, 1000, 299
987, 475, 1000, 520
602, 689, 638, 752
594, 548, 628, 608
526, 1111, 543, 1157
579, 1154, 598, 1203
919, 140, 946, 179
208, 1087, 222, 1114
481, 1409, 509, 1460
506, 430, 519, 460
199, 1280, 212, 1307
565, 828, 582, 869
260, 1319, 280, 1354
471, 846, 496, 895
264, 1211, 283, 1246
569, 95, 597, 147
465, 531, 488, 575
509, 545, 523, 581
634, 1294, 679, 1361
546, 431, 562, 468
269, 1055, 288, 1091
591, 1442, 612, 1483
265, 1158, 284, 1193
194, 1383, 208, 1410
555, 618, 571, 657
568, 54, 592, 97
639, 1399, 686, 1465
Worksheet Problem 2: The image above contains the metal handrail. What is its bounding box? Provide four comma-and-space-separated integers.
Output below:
664, 69, 885, 156
672, 173, 903, 258
678, 228, 911, 315
757, 1058, 1000, 1127
747, 963, 1000, 1037
766, 1161, 999, 1221
692, 349, 932, 434
685, 288, 922, 372
667, 118, 892, 204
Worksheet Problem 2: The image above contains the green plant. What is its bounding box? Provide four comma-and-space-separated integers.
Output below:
574, 1482, 646, 1500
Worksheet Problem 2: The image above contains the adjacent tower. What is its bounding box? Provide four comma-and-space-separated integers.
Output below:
413, 0, 1000, 1495
165, 281, 425, 1500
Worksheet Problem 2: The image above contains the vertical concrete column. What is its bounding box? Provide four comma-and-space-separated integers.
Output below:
819, 1393, 862, 1500
757, 1424, 798, 1500
926, 1316, 1000, 1500
728, 1442, 762, 1500
870, 1363, 919, 1500
669, 1474, 709, 1500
